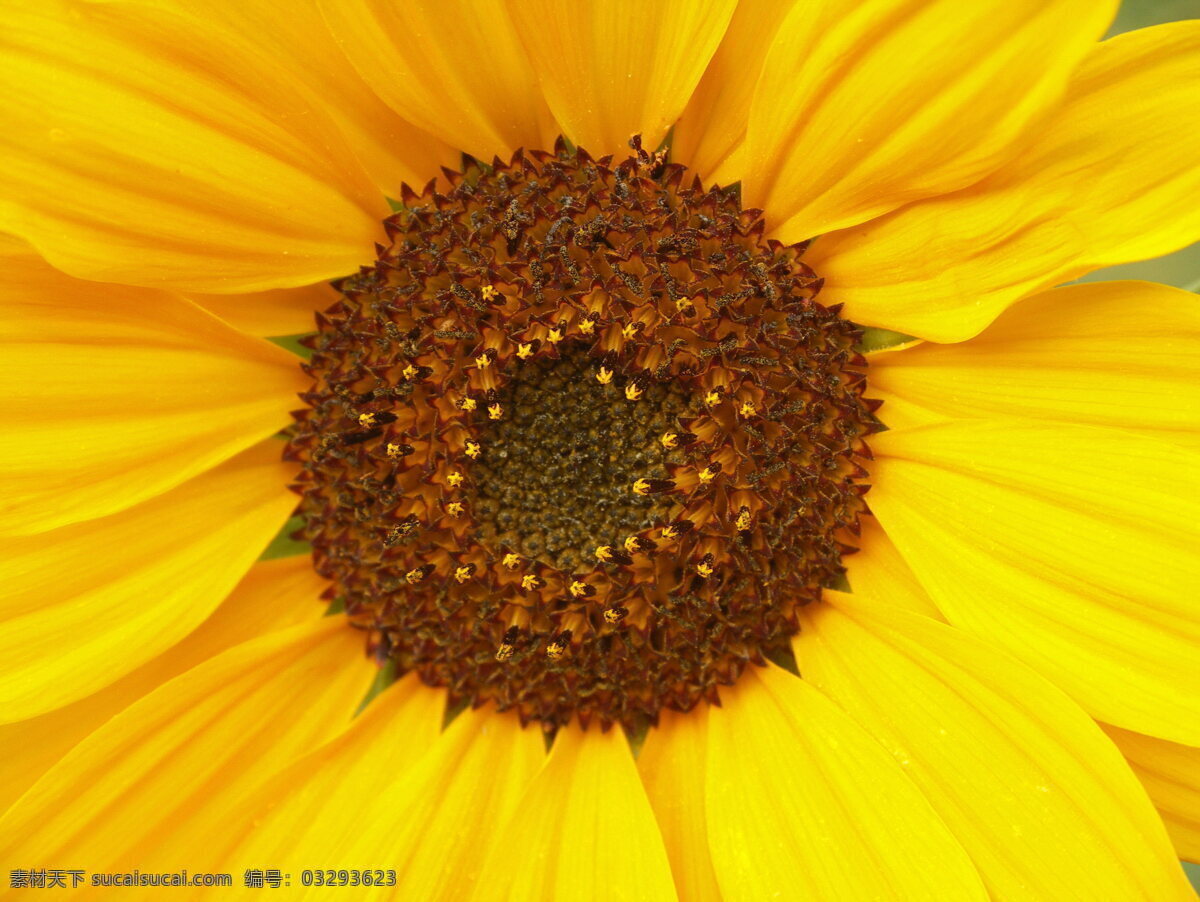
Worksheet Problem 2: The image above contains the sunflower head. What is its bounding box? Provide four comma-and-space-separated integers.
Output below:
287, 138, 879, 729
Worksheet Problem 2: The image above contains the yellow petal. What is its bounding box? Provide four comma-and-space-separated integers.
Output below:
0, 0, 386, 293
670, 0, 796, 183
870, 420, 1200, 745
870, 281, 1200, 447
473, 724, 679, 901
797, 595, 1194, 899
810, 21, 1200, 342
320, 0, 557, 161
0, 555, 325, 814
638, 707, 722, 902
0, 616, 374, 872
704, 664, 987, 901
0, 239, 306, 536
384, 707, 545, 901
223, 700, 541, 901
844, 516, 943, 619
1104, 724, 1200, 864
506, 0, 736, 158
177, 0, 458, 194
0, 441, 297, 722
744, 0, 1114, 241
189, 283, 335, 337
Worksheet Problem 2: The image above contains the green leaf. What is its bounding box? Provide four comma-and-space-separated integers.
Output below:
355, 659, 398, 716
260, 514, 308, 561
268, 333, 313, 360
856, 325, 917, 352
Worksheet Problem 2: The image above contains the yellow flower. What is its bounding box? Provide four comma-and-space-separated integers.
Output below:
1, 1, 1198, 899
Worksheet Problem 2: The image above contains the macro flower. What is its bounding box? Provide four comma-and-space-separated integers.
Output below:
1, 0, 1198, 898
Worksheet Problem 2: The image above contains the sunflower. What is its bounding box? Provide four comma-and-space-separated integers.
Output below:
1, 0, 1198, 898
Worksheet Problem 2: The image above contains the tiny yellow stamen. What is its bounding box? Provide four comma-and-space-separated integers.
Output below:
704, 389, 722, 406
546, 324, 565, 343
546, 631, 571, 660
597, 366, 614, 385
502, 552, 521, 570
578, 315, 597, 334
454, 564, 475, 583
735, 506, 753, 532
517, 342, 536, 359
621, 322, 643, 340
633, 478, 675, 496
699, 462, 721, 484
465, 441, 482, 460
739, 401, 757, 417
475, 351, 494, 369
481, 284, 500, 302
447, 501, 466, 518
695, 553, 715, 579
384, 513, 419, 546
595, 545, 632, 565
406, 564, 434, 585
661, 432, 679, 449
624, 535, 654, 555
459, 397, 477, 412
603, 606, 629, 625
625, 382, 644, 401
385, 442, 411, 460
660, 519, 695, 541
520, 574, 544, 591
675, 296, 695, 315
495, 626, 519, 662
487, 403, 503, 420
569, 580, 596, 598
446, 471, 464, 488
402, 363, 418, 381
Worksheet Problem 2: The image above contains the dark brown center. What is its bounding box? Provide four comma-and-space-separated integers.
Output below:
286, 138, 879, 730
472, 347, 687, 572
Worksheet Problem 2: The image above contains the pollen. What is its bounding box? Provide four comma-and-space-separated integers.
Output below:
287, 137, 878, 730
546, 631, 572, 661
569, 580, 597, 599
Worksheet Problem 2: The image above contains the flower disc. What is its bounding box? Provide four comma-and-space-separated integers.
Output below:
287, 139, 879, 729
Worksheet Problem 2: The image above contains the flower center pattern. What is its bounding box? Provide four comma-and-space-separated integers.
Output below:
287, 139, 879, 730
